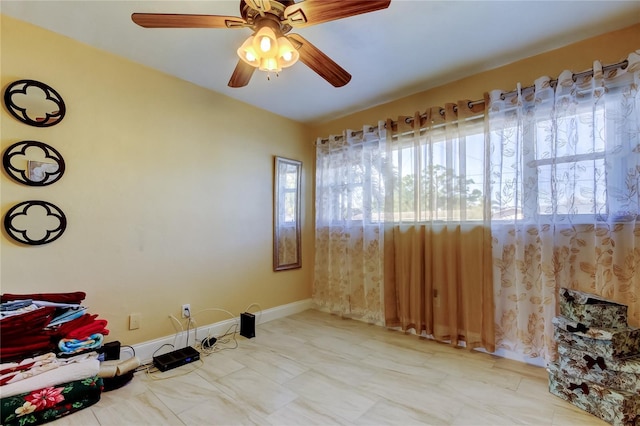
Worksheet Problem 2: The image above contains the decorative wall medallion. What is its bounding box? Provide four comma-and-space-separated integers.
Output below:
4, 200, 67, 245
3, 141, 65, 186
3, 79, 66, 127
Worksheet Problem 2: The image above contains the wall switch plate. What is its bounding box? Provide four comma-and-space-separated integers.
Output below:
129, 313, 141, 330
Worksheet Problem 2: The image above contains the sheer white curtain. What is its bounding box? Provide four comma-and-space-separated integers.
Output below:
489, 51, 640, 363
313, 126, 386, 324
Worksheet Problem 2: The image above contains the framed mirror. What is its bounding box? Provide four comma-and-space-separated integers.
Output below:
273, 156, 302, 271
3, 141, 66, 186
3, 79, 66, 127
4, 200, 67, 245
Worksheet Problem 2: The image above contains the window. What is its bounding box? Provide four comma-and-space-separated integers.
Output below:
389, 118, 486, 223
315, 139, 384, 225
521, 84, 637, 221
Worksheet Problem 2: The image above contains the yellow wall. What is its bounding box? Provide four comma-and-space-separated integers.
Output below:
1, 15, 314, 345
311, 23, 640, 136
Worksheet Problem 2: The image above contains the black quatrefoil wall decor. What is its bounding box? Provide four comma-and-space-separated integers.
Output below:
3, 79, 66, 127
4, 200, 67, 245
3, 141, 66, 186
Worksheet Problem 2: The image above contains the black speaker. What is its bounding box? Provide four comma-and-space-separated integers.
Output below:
240, 312, 255, 338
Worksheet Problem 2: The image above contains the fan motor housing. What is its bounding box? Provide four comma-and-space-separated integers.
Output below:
240, 0, 294, 34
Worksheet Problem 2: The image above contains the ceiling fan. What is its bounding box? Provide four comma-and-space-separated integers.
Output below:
131, 0, 391, 88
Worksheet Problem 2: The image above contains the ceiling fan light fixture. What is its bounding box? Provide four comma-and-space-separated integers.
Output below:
276, 36, 299, 68
237, 36, 260, 67
259, 57, 281, 72
236, 23, 299, 75
252, 26, 278, 57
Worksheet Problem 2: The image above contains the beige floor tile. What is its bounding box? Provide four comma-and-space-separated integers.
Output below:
48, 406, 101, 426
355, 399, 448, 426
360, 370, 460, 424
451, 406, 530, 426
267, 398, 353, 426
235, 348, 308, 384
42, 309, 611, 425
551, 405, 609, 426
359, 351, 438, 377
92, 376, 149, 408
298, 347, 380, 387
262, 317, 324, 342
194, 352, 246, 382
427, 351, 522, 391
439, 375, 555, 424
177, 391, 268, 425
91, 390, 184, 425
493, 356, 548, 381
248, 328, 308, 352
284, 370, 378, 422
142, 364, 222, 414
307, 334, 372, 359
213, 367, 298, 415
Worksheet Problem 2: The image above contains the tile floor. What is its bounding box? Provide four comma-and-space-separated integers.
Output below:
50, 309, 606, 425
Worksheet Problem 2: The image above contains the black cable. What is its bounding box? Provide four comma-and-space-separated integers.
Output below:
121, 345, 136, 357
152, 343, 174, 357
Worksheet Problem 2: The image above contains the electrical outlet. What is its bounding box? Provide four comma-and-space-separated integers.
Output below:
129, 313, 141, 330
182, 304, 191, 318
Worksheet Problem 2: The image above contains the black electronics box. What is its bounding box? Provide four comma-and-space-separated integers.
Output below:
100, 341, 121, 361
153, 346, 200, 372
240, 312, 255, 338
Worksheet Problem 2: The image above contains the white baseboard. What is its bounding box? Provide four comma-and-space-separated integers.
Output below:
130, 298, 312, 364
371, 325, 548, 368
487, 348, 547, 368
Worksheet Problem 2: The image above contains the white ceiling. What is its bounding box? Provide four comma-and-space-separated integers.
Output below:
2, 1, 639, 124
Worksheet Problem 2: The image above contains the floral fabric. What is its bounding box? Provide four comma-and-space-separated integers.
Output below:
277, 225, 298, 266
551, 288, 640, 424
1, 376, 102, 426
555, 346, 640, 394
548, 365, 640, 425
313, 127, 385, 325
489, 51, 640, 363
554, 321, 640, 359
560, 288, 629, 329
557, 345, 640, 375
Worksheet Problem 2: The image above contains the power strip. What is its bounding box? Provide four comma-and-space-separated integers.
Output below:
152, 346, 200, 372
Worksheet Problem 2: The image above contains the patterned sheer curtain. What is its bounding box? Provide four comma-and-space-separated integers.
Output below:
313, 126, 386, 325
489, 52, 640, 363
383, 103, 495, 351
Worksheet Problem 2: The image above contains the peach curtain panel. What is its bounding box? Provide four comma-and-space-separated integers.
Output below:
383, 102, 495, 351
488, 51, 640, 362
392, 224, 494, 350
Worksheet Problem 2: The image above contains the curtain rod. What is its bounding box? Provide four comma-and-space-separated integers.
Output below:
319, 58, 629, 144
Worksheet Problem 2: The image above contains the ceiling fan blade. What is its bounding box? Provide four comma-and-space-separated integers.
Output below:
287, 34, 351, 87
228, 60, 256, 88
131, 13, 247, 29
284, 0, 390, 28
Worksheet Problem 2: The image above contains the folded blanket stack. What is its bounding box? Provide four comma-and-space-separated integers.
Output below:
0, 292, 110, 362
0, 376, 103, 426
0, 292, 108, 425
